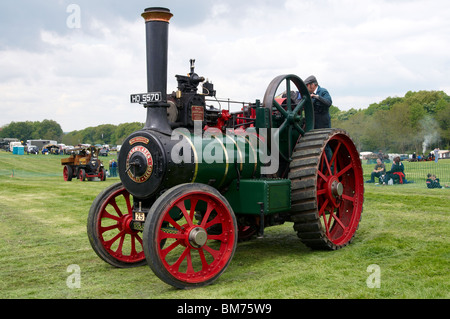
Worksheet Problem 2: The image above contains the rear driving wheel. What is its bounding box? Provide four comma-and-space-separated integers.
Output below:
143, 183, 237, 289
289, 129, 364, 250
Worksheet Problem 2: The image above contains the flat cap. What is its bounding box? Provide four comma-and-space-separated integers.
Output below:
304, 75, 317, 85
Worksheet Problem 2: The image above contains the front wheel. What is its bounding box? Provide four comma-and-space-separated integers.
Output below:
78, 169, 86, 181
87, 182, 146, 268
143, 183, 238, 289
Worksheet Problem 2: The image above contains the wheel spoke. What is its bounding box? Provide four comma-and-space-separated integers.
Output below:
198, 248, 209, 271
293, 98, 306, 114
172, 247, 190, 272
329, 141, 342, 174
116, 232, 126, 255
336, 163, 353, 178
330, 210, 346, 230
160, 239, 183, 260
317, 169, 329, 183
185, 250, 195, 274
320, 152, 332, 176
109, 199, 124, 218
200, 204, 215, 228
102, 209, 121, 221
164, 213, 182, 231
176, 200, 194, 227
274, 99, 288, 117
293, 122, 305, 135
204, 214, 221, 229
208, 233, 227, 242
100, 223, 119, 234
203, 243, 220, 260
124, 192, 132, 215
130, 234, 143, 256
319, 201, 330, 236
159, 229, 184, 240
286, 80, 292, 112
342, 194, 355, 202
104, 230, 125, 249
189, 199, 198, 222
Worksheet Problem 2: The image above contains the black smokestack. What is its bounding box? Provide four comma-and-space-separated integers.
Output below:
141, 7, 173, 134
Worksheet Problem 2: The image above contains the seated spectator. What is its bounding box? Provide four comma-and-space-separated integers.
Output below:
366, 158, 386, 183
426, 174, 449, 188
385, 156, 405, 184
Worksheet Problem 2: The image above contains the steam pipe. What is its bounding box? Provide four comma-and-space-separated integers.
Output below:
141, 7, 173, 135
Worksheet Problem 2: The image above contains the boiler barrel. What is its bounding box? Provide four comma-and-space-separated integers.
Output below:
173, 130, 263, 189
118, 129, 264, 199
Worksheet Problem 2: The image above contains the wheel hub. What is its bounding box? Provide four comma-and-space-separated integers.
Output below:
331, 180, 344, 197
188, 227, 208, 248
326, 176, 343, 206
119, 214, 136, 235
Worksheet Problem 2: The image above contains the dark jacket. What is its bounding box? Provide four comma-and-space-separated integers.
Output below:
386, 161, 405, 183
313, 86, 332, 129
426, 178, 442, 188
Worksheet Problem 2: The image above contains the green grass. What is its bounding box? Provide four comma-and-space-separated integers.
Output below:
0, 151, 449, 299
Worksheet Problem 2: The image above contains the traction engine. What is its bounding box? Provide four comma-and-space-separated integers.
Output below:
87, 7, 364, 289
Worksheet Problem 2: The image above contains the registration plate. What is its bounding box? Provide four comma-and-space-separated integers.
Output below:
130, 92, 162, 104
134, 212, 146, 222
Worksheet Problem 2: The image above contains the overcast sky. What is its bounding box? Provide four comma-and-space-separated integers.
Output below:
1, 0, 449, 132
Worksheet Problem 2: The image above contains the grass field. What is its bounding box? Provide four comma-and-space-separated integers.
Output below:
0, 151, 449, 299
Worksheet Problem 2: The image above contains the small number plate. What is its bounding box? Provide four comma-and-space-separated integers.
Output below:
130, 92, 162, 104
134, 212, 146, 222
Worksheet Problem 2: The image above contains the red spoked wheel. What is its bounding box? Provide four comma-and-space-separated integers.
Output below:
289, 129, 364, 250
98, 168, 106, 181
143, 183, 237, 289
63, 165, 73, 181
78, 169, 86, 181
87, 182, 146, 267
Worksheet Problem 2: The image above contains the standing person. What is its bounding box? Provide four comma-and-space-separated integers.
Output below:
434, 147, 440, 163
377, 150, 384, 161
304, 75, 333, 129
111, 159, 118, 177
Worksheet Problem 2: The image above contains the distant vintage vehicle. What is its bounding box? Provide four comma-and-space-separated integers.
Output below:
61, 146, 106, 181
43, 144, 60, 155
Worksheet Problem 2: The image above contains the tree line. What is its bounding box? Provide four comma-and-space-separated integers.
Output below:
331, 90, 450, 154
0, 120, 144, 146
0, 119, 64, 143
62, 122, 144, 146
1, 90, 449, 153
